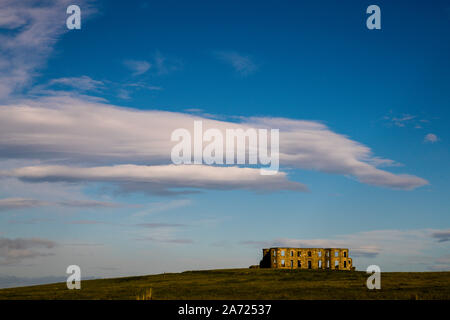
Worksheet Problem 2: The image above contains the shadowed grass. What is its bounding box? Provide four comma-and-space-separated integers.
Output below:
0, 269, 449, 300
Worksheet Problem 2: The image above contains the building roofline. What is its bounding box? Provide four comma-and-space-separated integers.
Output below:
263, 247, 349, 250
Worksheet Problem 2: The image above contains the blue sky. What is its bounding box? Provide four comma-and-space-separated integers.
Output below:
0, 0, 449, 287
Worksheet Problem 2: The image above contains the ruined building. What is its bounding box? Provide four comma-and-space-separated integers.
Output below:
260, 248, 354, 270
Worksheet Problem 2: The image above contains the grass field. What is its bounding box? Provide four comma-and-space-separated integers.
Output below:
0, 268, 449, 300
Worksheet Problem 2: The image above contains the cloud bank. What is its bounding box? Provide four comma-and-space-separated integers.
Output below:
0, 95, 427, 192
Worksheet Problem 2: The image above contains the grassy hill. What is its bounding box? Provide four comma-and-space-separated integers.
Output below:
0, 268, 449, 300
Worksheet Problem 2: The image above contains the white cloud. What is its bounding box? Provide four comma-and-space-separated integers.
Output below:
152, 51, 182, 75
384, 114, 416, 127
0, 0, 95, 101
214, 51, 257, 76
48, 76, 104, 92
249, 117, 427, 190
123, 52, 181, 77
0, 1, 428, 193
383, 112, 432, 130
123, 60, 151, 76
0, 1, 427, 193
0, 95, 428, 191
424, 133, 439, 143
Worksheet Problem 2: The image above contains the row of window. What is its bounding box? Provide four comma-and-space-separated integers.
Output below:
273, 250, 347, 258
273, 259, 349, 269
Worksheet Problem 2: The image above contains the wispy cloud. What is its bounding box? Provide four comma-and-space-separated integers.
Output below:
0, 198, 45, 211
132, 199, 192, 217
424, 133, 439, 143
383, 112, 432, 129
2, 164, 306, 195
7, 218, 54, 225
214, 50, 257, 76
0, 0, 95, 101
386, 114, 416, 127
155, 51, 181, 75
0, 237, 56, 265
48, 76, 104, 92
57, 199, 122, 208
117, 88, 131, 100
367, 157, 402, 168
211, 240, 231, 247
37, 76, 161, 101
137, 237, 193, 244
0, 197, 122, 211
123, 52, 181, 77
431, 230, 450, 243
136, 223, 186, 228
123, 60, 151, 76
117, 82, 162, 100
125, 82, 162, 91
67, 220, 105, 225
428, 254, 450, 271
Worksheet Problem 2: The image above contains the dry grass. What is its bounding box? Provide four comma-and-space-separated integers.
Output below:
135, 287, 152, 300
0, 268, 449, 300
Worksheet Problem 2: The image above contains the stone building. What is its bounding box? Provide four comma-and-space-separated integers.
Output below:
260, 248, 354, 270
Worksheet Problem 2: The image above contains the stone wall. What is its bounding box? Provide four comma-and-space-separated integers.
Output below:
260, 248, 353, 270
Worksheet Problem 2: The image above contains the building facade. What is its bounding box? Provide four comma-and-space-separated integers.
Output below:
260, 248, 354, 270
